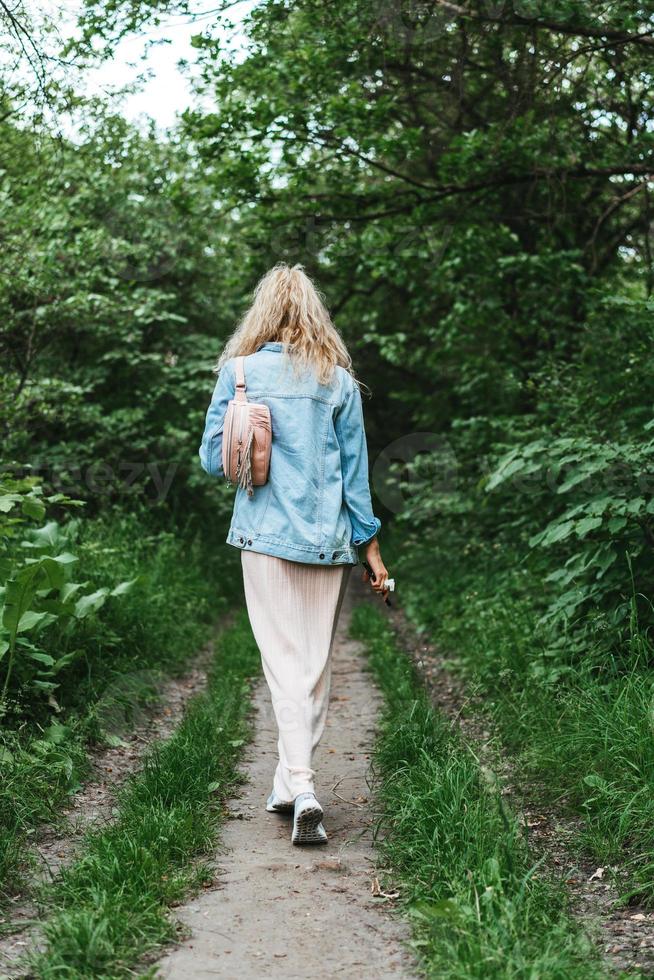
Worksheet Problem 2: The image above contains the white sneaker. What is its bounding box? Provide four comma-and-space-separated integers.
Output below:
266, 790, 294, 814
292, 793, 328, 845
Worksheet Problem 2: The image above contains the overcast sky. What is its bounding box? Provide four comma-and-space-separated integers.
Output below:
40, 1, 257, 129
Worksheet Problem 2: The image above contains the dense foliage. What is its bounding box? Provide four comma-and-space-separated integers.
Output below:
173, 0, 654, 652
4, 0, 653, 675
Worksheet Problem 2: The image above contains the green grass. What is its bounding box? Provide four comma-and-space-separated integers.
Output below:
393, 541, 654, 903
28, 612, 259, 979
0, 510, 241, 903
352, 603, 606, 979
0, 730, 89, 902
48, 510, 242, 718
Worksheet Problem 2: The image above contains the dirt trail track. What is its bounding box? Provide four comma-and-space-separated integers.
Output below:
0, 647, 215, 978
156, 580, 415, 980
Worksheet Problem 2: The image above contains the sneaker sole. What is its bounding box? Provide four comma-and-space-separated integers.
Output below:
292, 804, 327, 845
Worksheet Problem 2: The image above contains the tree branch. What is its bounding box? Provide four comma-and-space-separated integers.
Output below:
434, 0, 654, 48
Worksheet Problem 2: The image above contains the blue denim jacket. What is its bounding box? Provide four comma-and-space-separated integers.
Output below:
199, 342, 381, 565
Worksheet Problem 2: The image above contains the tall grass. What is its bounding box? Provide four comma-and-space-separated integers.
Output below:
391, 537, 654, 902
352, 604, 604, 979
30, 613, 259, 979
50, 510, 242, 717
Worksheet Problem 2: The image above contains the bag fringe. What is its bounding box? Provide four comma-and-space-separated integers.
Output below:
237, 425, 255, 496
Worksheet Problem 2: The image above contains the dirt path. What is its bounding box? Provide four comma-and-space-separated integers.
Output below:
155, 582, 415, 980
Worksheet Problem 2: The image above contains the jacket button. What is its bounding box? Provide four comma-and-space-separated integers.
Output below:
239, 537, 244, 544
319, 552, 325, 560
332, 552, 338, 560
247, 539, 252, 546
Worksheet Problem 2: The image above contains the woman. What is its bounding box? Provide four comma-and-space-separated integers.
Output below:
199, 264, 389, 846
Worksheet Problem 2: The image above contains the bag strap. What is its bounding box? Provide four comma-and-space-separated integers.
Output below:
234, 356, 247, 402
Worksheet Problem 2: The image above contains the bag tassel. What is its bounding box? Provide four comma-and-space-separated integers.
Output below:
237, 426, 255, 496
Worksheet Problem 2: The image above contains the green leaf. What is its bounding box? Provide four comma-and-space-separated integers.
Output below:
50, 649, 84, 674
485, 456, 525, 492
0, 493, 22, 513
22, 497, 46, 521
583, 774, 609, 791
532, 521, 575, 548
26, 650, 56, 667
557, 468, 595, 494
3, 563, 45, 636
74, 588, 110, 619
60, 581, 88, 603
16, 610, 56, 633
43, 722, 70, 744
30, 680, 58, 693
607, 516, 627, 532
575, 517, 602, 538
595, 548, 618, 579
110, 577, 139, 597
47, 553, 77, 567
22, 521, 62, 550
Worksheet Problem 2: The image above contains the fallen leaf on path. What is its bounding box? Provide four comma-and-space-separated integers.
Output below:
589, 867, 605, 882
630, 913, 647, 921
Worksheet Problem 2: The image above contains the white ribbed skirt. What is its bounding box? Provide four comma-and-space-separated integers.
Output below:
241, 551, 352, 801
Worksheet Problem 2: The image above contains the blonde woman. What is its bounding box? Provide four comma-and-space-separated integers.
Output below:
199, 264, 389, 845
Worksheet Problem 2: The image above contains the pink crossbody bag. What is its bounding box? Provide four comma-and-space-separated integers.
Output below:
222, 355, 272, 496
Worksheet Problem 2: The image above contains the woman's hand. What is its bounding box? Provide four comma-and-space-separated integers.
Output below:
362, 537, 390, 600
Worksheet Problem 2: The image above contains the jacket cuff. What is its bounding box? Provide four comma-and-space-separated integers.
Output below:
352, 516, 381, 547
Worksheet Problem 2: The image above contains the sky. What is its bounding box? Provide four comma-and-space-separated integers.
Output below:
38, 0, 257, 129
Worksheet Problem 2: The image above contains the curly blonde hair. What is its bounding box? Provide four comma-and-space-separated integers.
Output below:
216, 264, 355, 386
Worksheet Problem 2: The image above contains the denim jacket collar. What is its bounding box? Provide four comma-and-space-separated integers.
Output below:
256, 341, 284, 352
